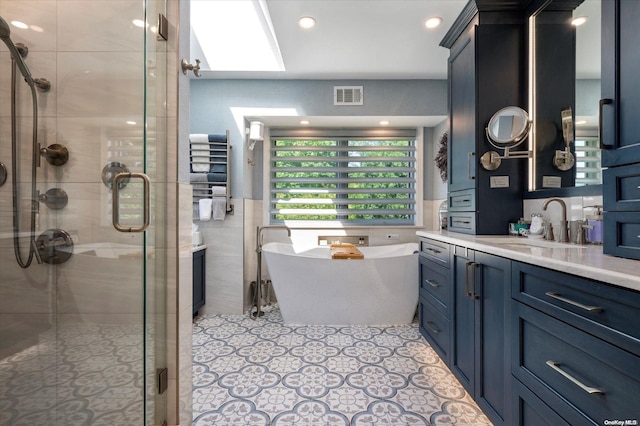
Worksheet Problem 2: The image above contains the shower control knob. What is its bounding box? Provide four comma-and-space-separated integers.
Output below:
36, 229, 74, 264
39, 143, 69, 166
38, 188, 68, 210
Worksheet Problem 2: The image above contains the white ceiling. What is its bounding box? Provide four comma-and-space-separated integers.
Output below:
192, 0, 468, 80
189, 0, 600, 128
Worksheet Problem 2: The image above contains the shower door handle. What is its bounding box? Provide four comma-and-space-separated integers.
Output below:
112, 172, 150, 232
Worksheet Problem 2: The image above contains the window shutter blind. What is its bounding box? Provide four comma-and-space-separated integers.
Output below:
270, 129, 416, 225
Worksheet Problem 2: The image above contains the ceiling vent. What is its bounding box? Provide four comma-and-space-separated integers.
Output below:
334, 86, 363, 105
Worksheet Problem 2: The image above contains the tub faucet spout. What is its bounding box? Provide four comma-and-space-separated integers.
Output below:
252, 225, 291, 320
542, 198, 569, 243
256, 226, 291, 253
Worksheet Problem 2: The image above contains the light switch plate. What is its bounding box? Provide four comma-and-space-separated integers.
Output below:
542, 176, 562, 188
490, 176, 509, 188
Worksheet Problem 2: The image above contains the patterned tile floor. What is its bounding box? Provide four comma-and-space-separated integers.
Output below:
0, 322, 148, 426
192, 305, 493, 425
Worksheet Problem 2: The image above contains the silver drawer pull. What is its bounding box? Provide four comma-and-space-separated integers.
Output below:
546, 360, 604, 395
425, 321, 440, 334
424, 247, 442, 254
425, 279, 440, 288
544, 292, 603, 313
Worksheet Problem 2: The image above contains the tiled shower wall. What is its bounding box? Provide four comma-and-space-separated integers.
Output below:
0, 0, 188, 424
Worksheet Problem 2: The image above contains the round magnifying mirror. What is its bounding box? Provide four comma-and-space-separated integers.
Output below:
486, 106, 531, 148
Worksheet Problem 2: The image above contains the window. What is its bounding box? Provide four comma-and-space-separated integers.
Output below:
269, 129, 417, 225
574, 128, 601, 186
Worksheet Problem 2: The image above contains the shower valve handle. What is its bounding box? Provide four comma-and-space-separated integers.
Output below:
39, 143, 69, 166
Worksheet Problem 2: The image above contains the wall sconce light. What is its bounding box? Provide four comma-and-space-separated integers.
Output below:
552, 107, 575, 171
247, 121, 264, 150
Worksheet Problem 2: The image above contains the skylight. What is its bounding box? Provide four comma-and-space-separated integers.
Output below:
191, 0, 285, 73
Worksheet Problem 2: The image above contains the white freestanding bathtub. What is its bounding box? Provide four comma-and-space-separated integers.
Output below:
262, 242, 419, 325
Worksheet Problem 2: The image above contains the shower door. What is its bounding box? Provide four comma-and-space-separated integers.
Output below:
0, 0, 168, 425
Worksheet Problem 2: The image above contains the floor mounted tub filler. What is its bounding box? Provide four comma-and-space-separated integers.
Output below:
262, 242, 419, 325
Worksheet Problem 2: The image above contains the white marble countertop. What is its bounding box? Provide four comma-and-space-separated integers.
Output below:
416, 230, 640, 292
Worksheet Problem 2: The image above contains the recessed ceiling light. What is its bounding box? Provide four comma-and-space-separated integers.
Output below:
126, 121, 137, 125
425, 17, 442, 29
571, 16, 587, 26
29, 25, 44, 33
380, 120, 390, 126
11, 20, 28, 29
132, 19, 146, 28
298, 16, 316, 29
300, 120, 310, 125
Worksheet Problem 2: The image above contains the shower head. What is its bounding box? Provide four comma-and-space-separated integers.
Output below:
0, 15, 10, 39
0, 16, 35, 87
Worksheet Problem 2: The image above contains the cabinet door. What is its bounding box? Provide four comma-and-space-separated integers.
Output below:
474, 251, 511, 425
452, 247, 511, 426
601, 0, 640, 166
452, 247, 475, 394
448, 32, 477, 192
193, 249, 206, 315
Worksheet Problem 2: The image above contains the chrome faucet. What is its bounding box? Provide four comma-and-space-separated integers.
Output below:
252, 226, 292, 319
542, 198, 570, 243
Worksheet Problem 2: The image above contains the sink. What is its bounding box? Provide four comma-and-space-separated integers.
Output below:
483, 237, 587, 249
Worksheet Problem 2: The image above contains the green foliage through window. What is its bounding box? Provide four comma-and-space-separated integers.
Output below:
270, 136, 416, 225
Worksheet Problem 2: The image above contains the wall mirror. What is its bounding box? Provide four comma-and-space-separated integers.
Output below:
481, 106, 532, 171
487, 106, 530, 146
529, 0, 602, 194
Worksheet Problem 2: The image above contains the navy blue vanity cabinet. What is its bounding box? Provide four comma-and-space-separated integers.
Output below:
451, 246, 511, 426
193, 247, 206, 316
441, 2, 524, 235
601, 0, 640, 259
418, 238, 452, 364
601, 0, 640, 167
511, 262, 640, 425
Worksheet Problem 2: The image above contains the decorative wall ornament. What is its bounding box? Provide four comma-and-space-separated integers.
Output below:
434, 131, 448, 183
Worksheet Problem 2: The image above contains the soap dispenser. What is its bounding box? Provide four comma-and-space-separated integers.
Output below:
583, 205, 603, 244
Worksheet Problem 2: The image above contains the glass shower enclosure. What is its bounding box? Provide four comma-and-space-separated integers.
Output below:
0, 0, 168, 424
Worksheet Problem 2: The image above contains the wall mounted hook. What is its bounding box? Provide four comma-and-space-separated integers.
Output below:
181, 58, 201, 77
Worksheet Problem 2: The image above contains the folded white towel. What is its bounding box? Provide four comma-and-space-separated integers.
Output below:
211, 186, 226, 196
191, 157, 211, 163
191, 153, 210, 159
190, 173, 208, 182
212, 198, 226, 220
192, 165, 209, 172
190, 142, 209, 150
190, 134, 208, 143
198, 198, 212, 221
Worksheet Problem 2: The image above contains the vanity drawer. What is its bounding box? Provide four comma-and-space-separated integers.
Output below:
419, 257, 450, 314
418, 295, 450, 362
419, 238, 450, 266
512, 262, 640, 353
448, 212, 476, 234
603, 212, 640, 260
448, 189, 476, 211
603, 163, 640, 211
512, 303, 640, 426
511, 378, 570, 426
